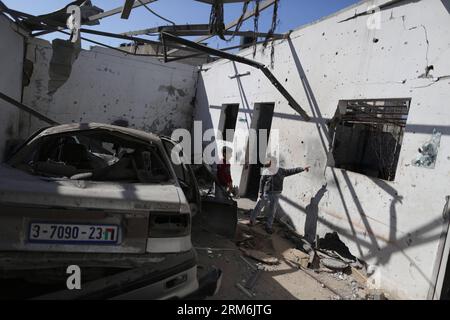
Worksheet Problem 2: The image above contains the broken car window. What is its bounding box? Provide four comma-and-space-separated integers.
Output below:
7, 129, 172, 183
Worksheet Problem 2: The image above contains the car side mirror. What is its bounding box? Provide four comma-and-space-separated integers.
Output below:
3, 139, 25, 162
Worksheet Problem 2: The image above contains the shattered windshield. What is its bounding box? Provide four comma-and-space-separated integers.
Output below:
7, 129, 172, 183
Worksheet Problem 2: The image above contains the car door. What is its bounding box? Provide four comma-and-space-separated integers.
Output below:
189, 163, 238, 239
161, 138, 201, 217
161, 138, 237, 239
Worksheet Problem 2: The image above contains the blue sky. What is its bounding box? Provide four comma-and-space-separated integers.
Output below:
2, 0, 359, 49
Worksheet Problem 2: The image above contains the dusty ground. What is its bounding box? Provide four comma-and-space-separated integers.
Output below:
192, 199, 372, 300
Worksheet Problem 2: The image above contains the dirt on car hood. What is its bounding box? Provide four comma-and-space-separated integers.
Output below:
0, 164, 187, 213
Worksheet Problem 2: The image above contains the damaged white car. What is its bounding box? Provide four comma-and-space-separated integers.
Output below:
0, 123, 233, 300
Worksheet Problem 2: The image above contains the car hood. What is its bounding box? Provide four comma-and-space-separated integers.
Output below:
0, 165, 186, 213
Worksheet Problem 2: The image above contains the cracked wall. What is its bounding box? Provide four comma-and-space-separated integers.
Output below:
196, 0, 450, 299
0, 15, 24, 160
21, 37, 198, 138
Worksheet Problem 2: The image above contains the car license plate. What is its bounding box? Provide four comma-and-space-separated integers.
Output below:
28, 222, 120, 244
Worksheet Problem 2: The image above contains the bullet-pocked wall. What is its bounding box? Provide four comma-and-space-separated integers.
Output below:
21, 37, 199, 137
195, 0, 450, 299
0, 14, 25, 160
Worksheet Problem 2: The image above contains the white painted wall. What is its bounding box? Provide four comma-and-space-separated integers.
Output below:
0, 14, 24, 160
21, 38, 199, 137
195, 0, 450, 299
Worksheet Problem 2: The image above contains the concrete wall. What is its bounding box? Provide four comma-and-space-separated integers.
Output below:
195, 0, 450, 299
21, 38, 199, 137
0, 14, 24, 160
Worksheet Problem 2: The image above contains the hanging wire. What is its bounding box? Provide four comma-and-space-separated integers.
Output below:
137, 0, 176, 26
253, 0, 261, 57
224, 1, 250, 42
263, 0, 279, 48
209, 0, 226, 40
263, 0, 279, 68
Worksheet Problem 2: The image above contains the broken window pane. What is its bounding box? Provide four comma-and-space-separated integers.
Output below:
412, 129, 442, 169
328, 99, 411, 181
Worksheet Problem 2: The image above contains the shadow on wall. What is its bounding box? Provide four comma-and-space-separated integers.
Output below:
287, 39, 330, 153
276, 191, 447, 288
232, 62, 252, 127
194, 74, 218, 164
303, 184, 328, 244
195, 75, 214, 134
284, 33, 450, 289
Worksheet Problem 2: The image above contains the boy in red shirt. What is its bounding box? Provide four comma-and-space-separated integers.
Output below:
217, 146, 233, 193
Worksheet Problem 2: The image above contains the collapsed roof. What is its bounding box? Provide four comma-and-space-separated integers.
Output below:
0, 0, 311, 120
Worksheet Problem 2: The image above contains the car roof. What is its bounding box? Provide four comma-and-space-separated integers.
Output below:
35, 123, 161, 143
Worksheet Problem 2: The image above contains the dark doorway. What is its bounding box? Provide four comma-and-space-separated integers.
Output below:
219, 104, 239, 142
440, 255, 450, 300
241, 103, 275, 199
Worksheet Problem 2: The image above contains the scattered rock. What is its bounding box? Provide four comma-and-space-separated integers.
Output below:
365, 290, 388, 300
321, 257, 348, 271
240, 248, 280, 265
351, 267, 368, 286
236, 283, 253, 299
332, 272, 347, 281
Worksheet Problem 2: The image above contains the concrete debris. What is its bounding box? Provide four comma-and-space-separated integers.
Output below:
317, 232, 356, 262
236, 283, 253, 299
244, 270, 261, 290
351, 267, 368, 286
316, 267, 335, 273
320, 257, 349, 271
331, 271, 348, 281
318, 249, 355, 265
366, 265, 377, 276
195, 247, 237, 252
235, 232, 255, 245
350, 259, 364, 270
239, 255, 258, 270
287, 248, 310, 261
256, 263, 267, 271
240, 248, 279, 265
283, 229, 313, 253
365, 290, 388, 300
282, 224, 361, 275
194, 215, 370, 300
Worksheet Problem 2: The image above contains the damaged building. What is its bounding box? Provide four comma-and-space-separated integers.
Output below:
195, 0, 450, 300
0, 0, 449, 301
